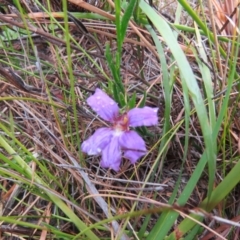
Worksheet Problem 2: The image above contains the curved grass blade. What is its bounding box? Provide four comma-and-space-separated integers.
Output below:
138, 1, 216, 239
0, 132, 99, 240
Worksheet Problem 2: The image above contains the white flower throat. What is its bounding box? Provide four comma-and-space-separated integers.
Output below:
113, 113, 129, 135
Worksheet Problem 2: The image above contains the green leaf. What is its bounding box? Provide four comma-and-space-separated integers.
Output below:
138, 91, 146, 107
118, 91, 126, 107
0, 130, 99, 240
128, 92, 136, 109
105, 43, 125, 99
139, 0, 215, 199
120, 0, 137, 45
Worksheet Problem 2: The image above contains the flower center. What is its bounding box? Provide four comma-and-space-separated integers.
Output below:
113, 113, 129, 133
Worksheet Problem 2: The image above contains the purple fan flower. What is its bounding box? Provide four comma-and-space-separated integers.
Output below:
81, 88, 158, 171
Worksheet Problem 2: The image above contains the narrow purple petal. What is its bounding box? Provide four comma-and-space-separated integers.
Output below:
81, 128, 113, 155
119, 131, 147, 164
128, 107, 158, 127
87, 88, 119, 122
100, 137, 122, 171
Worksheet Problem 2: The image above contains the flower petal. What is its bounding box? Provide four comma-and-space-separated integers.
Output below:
81, 128, 112, 155
128, 107, 158, 127
100, 137, 122, 171
87, 88, 119, 122
119, 131, 146, 164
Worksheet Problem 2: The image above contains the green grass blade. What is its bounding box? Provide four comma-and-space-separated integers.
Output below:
147, 150, 208, 239
178, 0, 226, 58
139, 0, 215, 199
120, 0, 137, 45
0, 133, 99, 240
166, 157, 240, 238
165, 32, 240, 239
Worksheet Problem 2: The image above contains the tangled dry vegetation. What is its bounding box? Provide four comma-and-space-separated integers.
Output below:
0, 0, 240, 239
